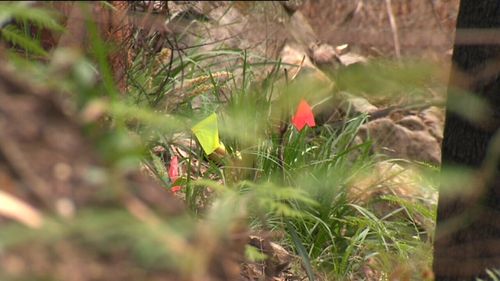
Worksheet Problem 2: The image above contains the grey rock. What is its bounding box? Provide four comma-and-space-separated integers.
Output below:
359, 117, 441, 165
397, 115, 426, 131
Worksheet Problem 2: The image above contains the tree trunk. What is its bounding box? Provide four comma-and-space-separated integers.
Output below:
433, 0, 500, 280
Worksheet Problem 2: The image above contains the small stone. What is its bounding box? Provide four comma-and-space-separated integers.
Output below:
53, 162, 72, 181
56, 197, 75, 219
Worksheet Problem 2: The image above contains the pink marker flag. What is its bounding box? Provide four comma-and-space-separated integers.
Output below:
292, 99, 316, 131
168, 156, 182, 192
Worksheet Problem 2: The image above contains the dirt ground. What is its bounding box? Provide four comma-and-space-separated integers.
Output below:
301, 0, 459, 59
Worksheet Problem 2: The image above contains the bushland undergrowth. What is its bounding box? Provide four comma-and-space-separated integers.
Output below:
0, 2, 440, 280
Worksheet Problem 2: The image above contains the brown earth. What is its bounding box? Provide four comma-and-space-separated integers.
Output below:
300, 0, 459, 59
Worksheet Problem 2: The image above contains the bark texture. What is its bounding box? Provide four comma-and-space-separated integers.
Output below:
433, 0, 500, 280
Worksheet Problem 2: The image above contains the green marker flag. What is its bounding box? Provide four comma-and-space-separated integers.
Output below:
192, 113, 220, 155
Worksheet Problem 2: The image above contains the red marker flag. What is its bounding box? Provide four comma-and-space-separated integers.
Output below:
171, 186, 182, 193
292, 99, 316, 131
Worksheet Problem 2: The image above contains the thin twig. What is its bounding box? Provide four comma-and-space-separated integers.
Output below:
427, 0, 446, 34
385, 0, 401, 60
